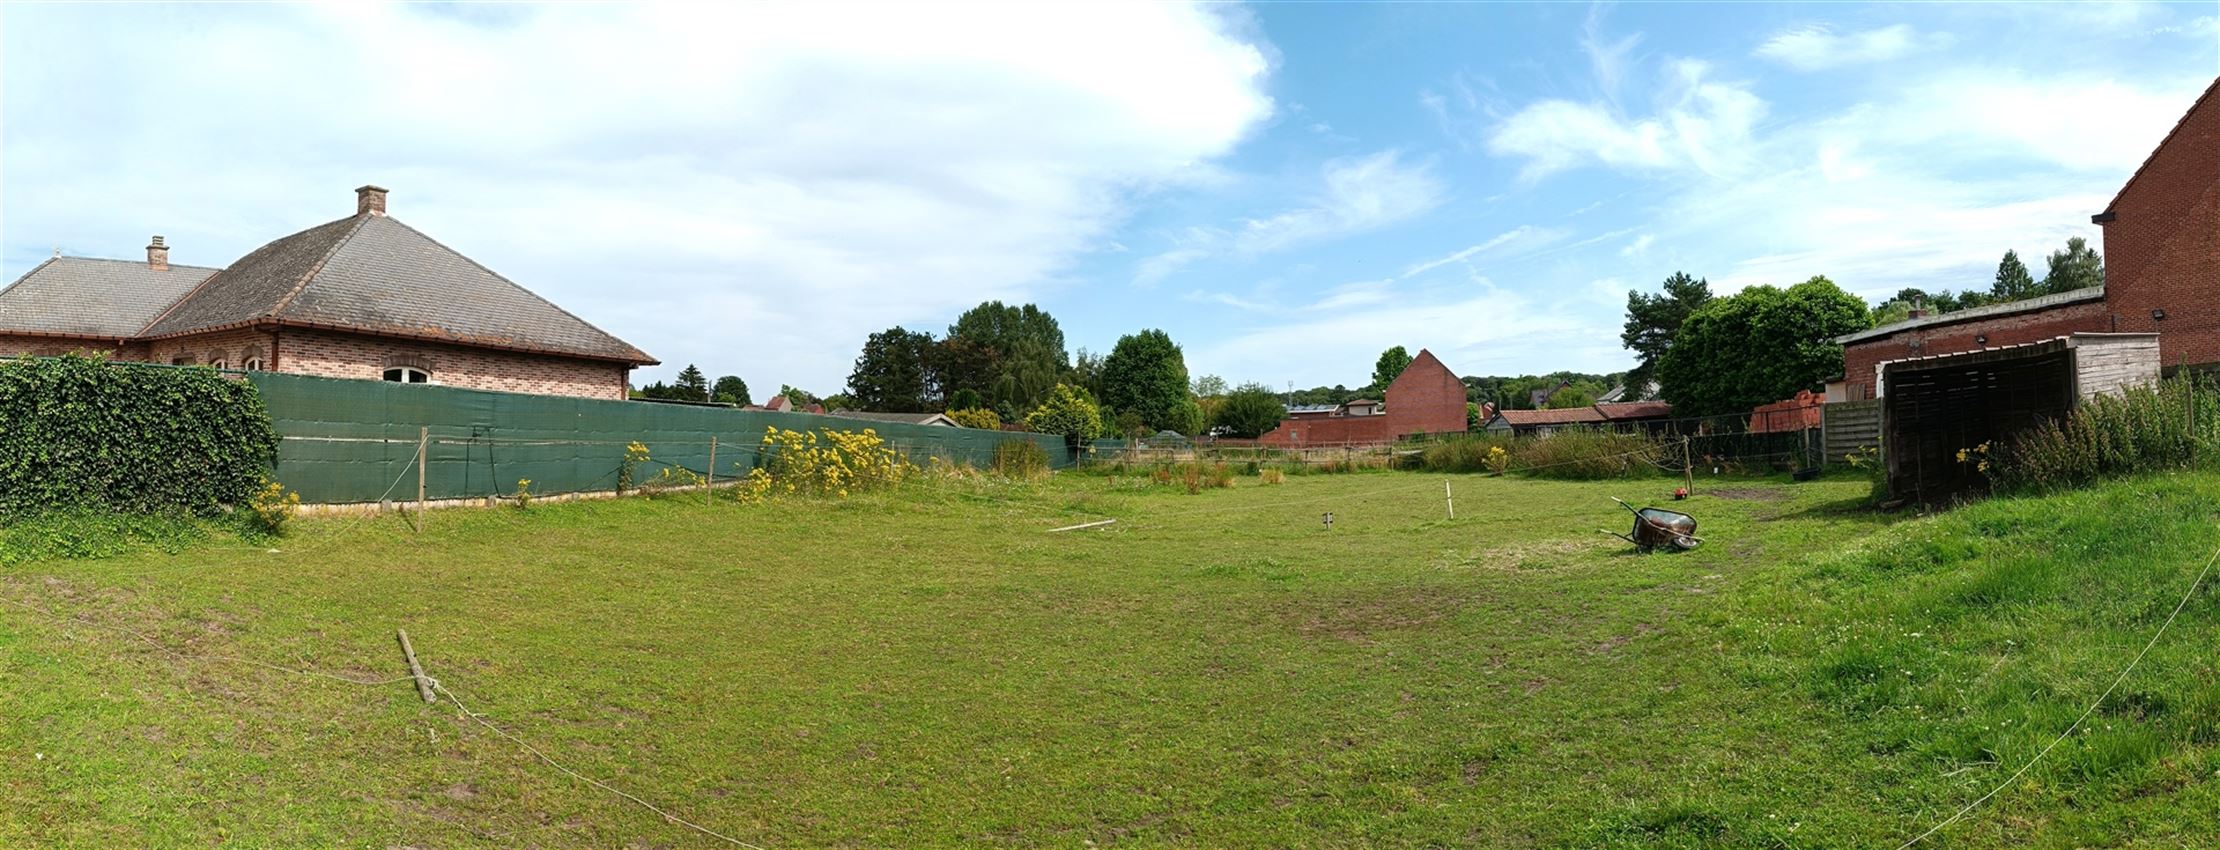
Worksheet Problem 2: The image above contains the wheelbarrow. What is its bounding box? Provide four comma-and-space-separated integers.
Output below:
1603, 497, 1703, 552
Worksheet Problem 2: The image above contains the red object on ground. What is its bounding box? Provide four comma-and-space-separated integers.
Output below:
1673, 486, 1688, 500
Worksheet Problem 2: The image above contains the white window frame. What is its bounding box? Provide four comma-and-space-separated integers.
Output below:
383, 366, 431, 384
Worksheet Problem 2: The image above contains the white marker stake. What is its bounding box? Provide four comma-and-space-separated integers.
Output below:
1445, 480, 1455, 520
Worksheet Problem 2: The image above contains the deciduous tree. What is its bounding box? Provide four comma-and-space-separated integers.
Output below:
1368, 346, 1413, 394
1212, 383, 1285, 438
1024, 383, 1104, 449
1098, 329, 1194, 433
2042, 236, 2104, 294
711, 375, 750, 406
1658, 276, 1869, 417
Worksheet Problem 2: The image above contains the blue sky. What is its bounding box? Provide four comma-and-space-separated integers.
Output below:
4, 3, 2216, 393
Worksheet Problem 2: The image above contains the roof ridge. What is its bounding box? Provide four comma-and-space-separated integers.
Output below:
2102, 73, 2220, 214
46, 255, 225, 271
134, 251, 245, 335
266, 214, 373, 318
0, 256, 60, 303
352, 216, 653, 363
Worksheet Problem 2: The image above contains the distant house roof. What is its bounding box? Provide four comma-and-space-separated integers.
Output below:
138, 212, 654, 364
1491, 407, 1609, 427
829, 411, 957, 427
1285, 403, 1339, 414
0, 256, 220, 338
1344, 398, 1380, 406
1834, 286, 2106, 346
763, 395, 794, 412
1595, 400, 1672, 420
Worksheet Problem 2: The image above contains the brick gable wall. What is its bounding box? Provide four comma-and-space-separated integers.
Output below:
1257, 351, 1469, 446
2099, 179, 2220, 368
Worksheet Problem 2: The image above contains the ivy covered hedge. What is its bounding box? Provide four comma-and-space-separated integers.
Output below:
0, 355, 279, 517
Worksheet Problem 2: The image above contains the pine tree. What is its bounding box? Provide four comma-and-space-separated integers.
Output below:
1991, 250, 2037, 300
673, 364, 709, 401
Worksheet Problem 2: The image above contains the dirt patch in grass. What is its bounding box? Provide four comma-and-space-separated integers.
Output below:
1284, 588, 1467, 644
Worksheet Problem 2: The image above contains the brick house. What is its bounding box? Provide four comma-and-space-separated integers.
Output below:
1836, 75, 2218, 398
0, 186, 656, 399
1256, 349, 1467, 446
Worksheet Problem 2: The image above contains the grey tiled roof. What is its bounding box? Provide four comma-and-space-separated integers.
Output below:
142, 214, 655, 364
0, 257, 219, 338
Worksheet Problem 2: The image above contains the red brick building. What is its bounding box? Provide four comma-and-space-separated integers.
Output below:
1257, 348, 1467, 446
2090, 75, 2220, 367
0, 186, 656, 399
1836, 75, 2218, 397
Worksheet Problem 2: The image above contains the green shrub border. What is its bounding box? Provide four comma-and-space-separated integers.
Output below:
1, 354, 279, 517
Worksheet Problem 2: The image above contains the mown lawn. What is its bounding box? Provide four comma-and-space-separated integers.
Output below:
2, 468, 2216, 848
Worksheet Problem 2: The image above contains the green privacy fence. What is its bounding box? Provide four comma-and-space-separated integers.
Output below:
248, 373, 1071, 504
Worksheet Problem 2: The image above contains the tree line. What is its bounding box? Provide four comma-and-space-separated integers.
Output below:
1618, 236, 2104, 418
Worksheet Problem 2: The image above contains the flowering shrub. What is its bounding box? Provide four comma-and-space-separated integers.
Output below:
618, 441, 651, 493
747, 426, 915, 500
513, 478, 534, 509
644, 466, 705, 496
1484, 445, 1511, 475
247, 479, 300, 536
947, 407, 1001, 430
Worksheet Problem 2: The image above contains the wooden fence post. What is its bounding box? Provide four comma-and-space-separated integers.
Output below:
417, 426, 428, 532
1682, 435, 1694, 496
706, 436, 717, 504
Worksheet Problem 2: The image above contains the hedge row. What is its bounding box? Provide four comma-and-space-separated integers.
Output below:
0, 355, 279, 517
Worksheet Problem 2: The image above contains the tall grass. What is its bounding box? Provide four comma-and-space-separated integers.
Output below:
1418, 429, 1665, 480
1990, 376, 2220, 493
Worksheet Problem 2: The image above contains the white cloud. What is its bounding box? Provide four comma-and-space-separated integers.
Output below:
1485, 60, 1765, 180
1753, 24, 1948, 71
1619, 234, 1655, 258
1867, 73, 2207, 173
1193, 282, 1615, 385
1234, 150, 1445, 253
1, 3, 1274, 390
1400, 225, 1565, 278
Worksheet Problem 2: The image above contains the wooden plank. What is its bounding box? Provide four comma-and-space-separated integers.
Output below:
397, 629, 436, 703
1046, 519, 1116, 533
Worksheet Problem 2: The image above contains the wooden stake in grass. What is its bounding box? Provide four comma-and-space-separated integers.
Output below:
706, 436, 717, 505
397, 629, 435, 703
1444, 480, 1455, 520
1682, 435, 1694, 497
417, 426, 429, 533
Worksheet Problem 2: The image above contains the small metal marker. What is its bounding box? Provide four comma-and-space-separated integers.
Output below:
1322, 511, 1334, 529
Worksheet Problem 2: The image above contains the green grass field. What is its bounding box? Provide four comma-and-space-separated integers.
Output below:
4, 468, 2217, 848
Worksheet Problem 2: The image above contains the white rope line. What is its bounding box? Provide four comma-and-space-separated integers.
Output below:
1893, 528, 2220, 849
427, 677, 767, 850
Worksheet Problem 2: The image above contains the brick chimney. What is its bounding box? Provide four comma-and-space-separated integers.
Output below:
146, 235, 169, 271
355, 185, 389, 217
